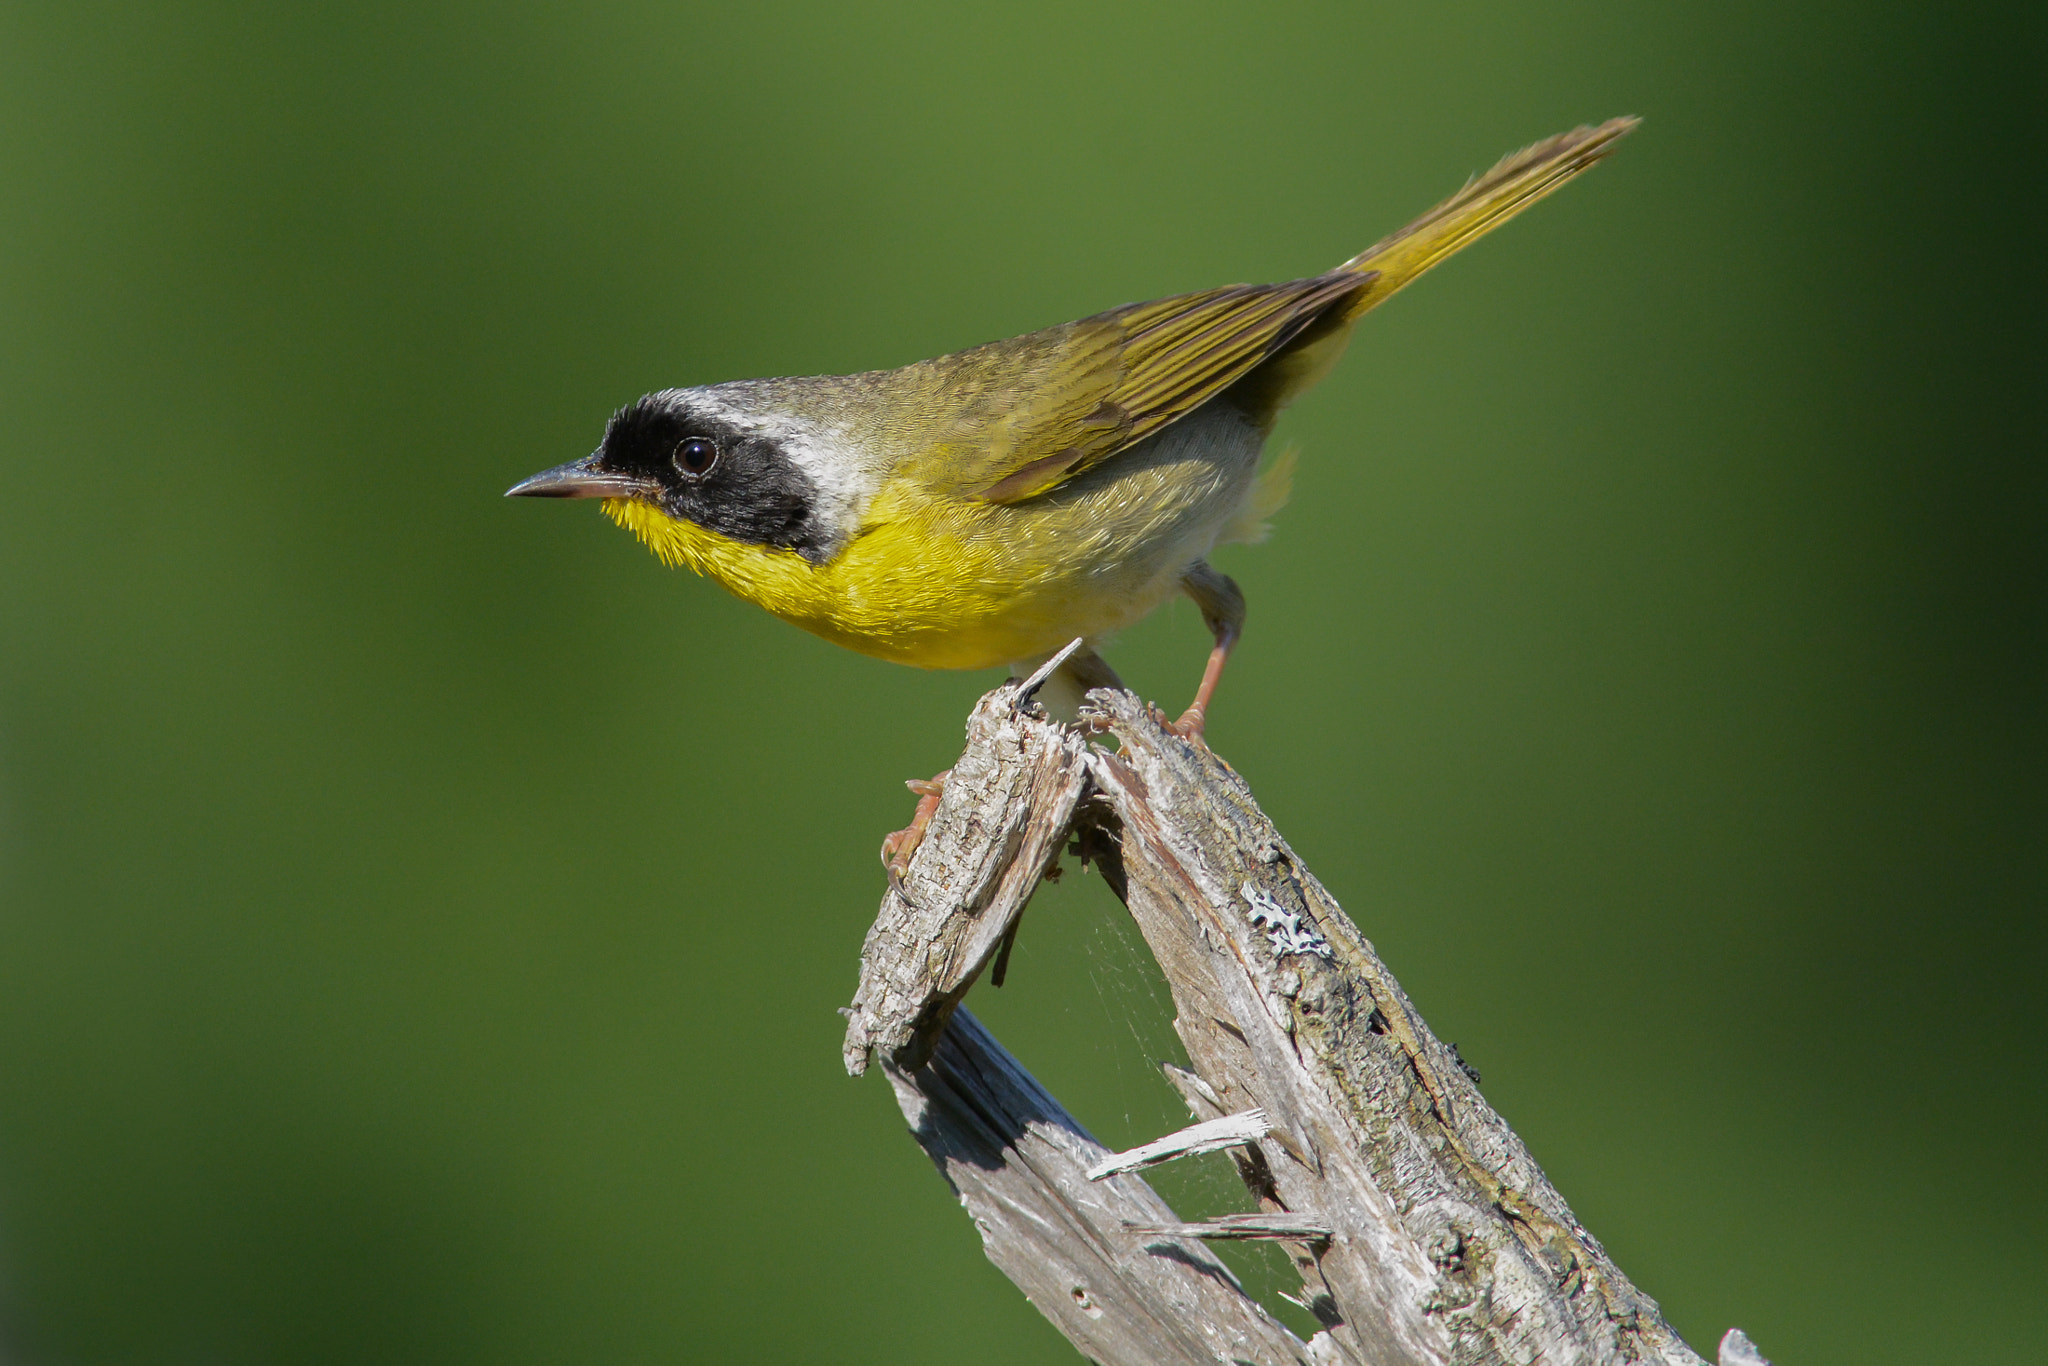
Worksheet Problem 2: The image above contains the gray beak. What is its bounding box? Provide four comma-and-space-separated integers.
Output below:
505, 454, 652, 499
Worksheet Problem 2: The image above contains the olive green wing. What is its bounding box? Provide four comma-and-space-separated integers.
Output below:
895, 270, 1371, 505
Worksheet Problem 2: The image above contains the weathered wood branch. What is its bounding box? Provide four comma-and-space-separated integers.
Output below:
886, 1006, 1323, 1365
846, 681, 1762, 1366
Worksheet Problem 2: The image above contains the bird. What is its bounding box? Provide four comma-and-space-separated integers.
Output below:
509, 119, 1636, 874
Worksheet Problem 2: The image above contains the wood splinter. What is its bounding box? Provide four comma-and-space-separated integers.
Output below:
1124, 1213, 1335, 1244
1086, 1108, 1273, 1181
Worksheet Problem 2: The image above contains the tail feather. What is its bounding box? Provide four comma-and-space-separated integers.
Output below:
1240, 118, 1635, 418
1337, 117, 1639, 314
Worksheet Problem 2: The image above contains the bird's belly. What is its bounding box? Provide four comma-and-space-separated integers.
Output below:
804, 403, 1267, 670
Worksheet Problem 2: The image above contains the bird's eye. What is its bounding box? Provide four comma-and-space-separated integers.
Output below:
673, 437, 719, 478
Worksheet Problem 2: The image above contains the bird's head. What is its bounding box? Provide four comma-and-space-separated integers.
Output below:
507, 386, 847, 564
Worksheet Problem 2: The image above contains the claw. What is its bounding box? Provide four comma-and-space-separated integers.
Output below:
883, 861, 913, 904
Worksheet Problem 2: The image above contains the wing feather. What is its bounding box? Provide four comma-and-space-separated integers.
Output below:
891, 271, 1370, 505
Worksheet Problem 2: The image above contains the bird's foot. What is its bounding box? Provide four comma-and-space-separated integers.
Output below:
1143, 702, 1210, 741
1157, 703, 1211, 745
880, 769, 952, 893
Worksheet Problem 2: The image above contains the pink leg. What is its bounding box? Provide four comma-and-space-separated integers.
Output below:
1170, 641, 1234, 739
1168, 560, 1245, 741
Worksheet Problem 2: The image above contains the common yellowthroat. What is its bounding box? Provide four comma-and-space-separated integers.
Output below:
511, 121, 1634, 748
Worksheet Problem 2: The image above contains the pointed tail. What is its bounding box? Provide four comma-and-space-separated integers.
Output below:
1242, 118, 1637, 415
1336, 117, 1639, 317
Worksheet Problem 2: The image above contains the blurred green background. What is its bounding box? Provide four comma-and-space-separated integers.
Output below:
2, 1, 2042, 1361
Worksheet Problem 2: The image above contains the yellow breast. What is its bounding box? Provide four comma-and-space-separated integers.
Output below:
606, 489, 1173, 670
